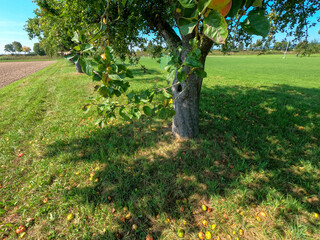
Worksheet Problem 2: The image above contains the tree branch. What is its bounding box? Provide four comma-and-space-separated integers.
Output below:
152, 15, 181, 49
199, 35, 214, 63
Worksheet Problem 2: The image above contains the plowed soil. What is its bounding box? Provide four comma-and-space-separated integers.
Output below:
0, 61, 56, 88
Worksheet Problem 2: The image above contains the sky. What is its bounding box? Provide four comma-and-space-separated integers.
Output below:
0, 1, 319, 54
0, 0, 38, 54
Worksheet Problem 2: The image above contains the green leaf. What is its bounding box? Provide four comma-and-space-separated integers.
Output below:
82, 104, 91, 113
245, 0, 255, 8
71, 31, 80, 43
64, 52, 76, 60
126, 69, 134, 78
178, 18, 198, 36
143, 106, 153, 116
92, 73, 102, 81
177, 68, 187, 82
79, 57, 93, 76
252, 0, 263, 7
109, 74, 122, 80
131, 107, 141, 119
194, 68, 207, 78
73, 55, 79, 64
183, 6, 198, 19
158, 108, 175, 119
73, 45, 81, 51
178, 0, 196, 8
241, 9, 270, 37
197, 0, 212, 13
104, 47, 114, 63
227, 0, 244, 18
162, 89, 171, 98
81, 43, 93, 52
98, 86, 110, 98
119, 107, 131, 120
185, 51, 203, 68
203, 10, 228, 44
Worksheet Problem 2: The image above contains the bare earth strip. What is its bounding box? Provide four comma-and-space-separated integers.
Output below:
0, 61, 56, 88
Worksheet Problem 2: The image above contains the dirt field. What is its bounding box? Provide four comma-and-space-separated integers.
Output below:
0, 61, 56, 88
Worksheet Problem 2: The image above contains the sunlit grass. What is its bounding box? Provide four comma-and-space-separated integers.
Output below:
0, 55, 319, 239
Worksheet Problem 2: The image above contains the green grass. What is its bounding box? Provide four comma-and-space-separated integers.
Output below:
0, 55, 319, 239
0, 55, 58, 62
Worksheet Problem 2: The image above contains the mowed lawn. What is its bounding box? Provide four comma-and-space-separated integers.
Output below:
0, 55, 319, 239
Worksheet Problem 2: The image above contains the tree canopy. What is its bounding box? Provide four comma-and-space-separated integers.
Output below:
33, 43, 46, 56
12, 41, 22, 53
4, 44, 15, 54
26, 0, 320, 138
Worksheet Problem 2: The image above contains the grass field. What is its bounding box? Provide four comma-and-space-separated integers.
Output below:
0, 55, 319, 239
0, 55, 58, 62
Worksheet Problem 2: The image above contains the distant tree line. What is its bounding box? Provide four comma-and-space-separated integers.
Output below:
214, 38, 320, 56
3, 41, 46, 55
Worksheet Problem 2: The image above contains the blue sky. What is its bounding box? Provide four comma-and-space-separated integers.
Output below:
0, 0, 38, 54
0, 1, 319, 54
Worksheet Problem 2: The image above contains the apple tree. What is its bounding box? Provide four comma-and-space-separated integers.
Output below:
31, 0, 320, 138
25, 0, 103, 72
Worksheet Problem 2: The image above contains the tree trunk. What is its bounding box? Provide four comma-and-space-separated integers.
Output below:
75, 61, 83, 73
172, 72, 203, 138
171, 48, 206, 138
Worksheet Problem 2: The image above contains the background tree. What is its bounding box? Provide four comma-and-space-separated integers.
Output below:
21, 46, 31, 54
4, 44, 15, 54
295, 40, 320, 57
12, 41, 22, 54
308, 40, 320, 54
33, 43, 46, 56
29, 0, 320, 138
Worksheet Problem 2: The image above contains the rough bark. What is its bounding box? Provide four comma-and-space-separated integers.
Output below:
149, 14, 213, 138
171, 36, 213, 138
172, 69, 203, 138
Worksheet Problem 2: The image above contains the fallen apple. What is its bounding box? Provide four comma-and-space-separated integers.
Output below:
177, 229, 185, 238
16, 225, 26, 234
258, 211, 267, 218
198, 231, 205, 240
205, 231, 212, 239
146, 235, 153, 240
132, 224, 138, 231
201, 204, 207, 211
202, 220, 208, 227
211, 224, 216, 230
67, 213, 74, 221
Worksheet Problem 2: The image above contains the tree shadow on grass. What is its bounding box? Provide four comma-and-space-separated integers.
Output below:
130, 68, 162, 77
46, 84, 320, 239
